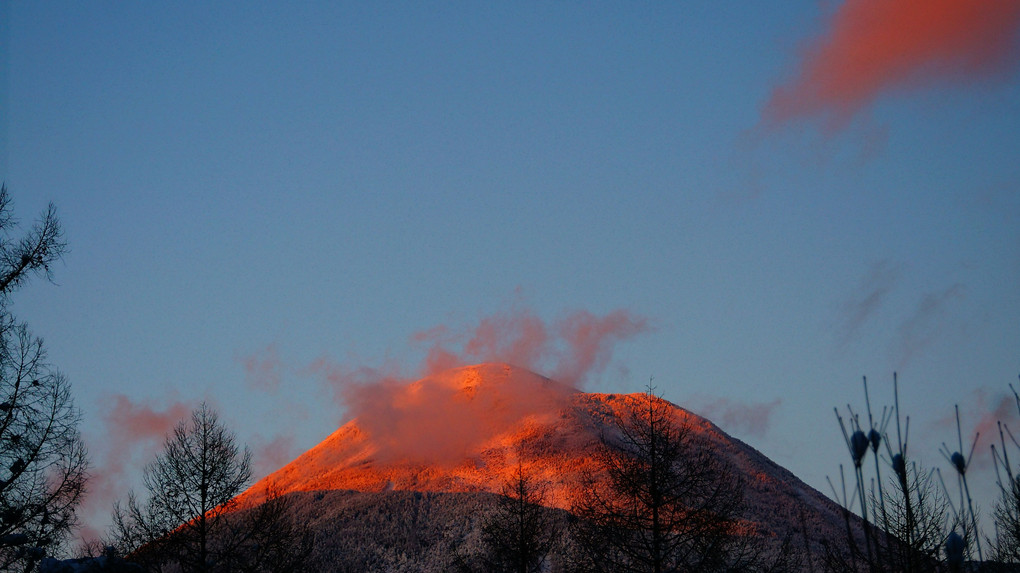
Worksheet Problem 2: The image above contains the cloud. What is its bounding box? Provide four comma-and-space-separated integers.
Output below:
237, 342, 283, 392
340, 365, 573, 464
307, 360, 402, 415
932, 387, 1019, 470
412, 307, 552, 376
81, 395, 193, 542
763, 0, 1020, 130
310, 305, 650, 464
414, 306, 650, 387
835, 260, 904, 349
688, 396, 783, 438
895, 284, 965, 368
551, 310, 650, 386
251, 434, 297, 480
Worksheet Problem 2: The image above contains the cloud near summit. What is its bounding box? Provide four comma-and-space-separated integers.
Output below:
763, 0, 1020, 129
310, 306, 650, 463
414, 307, 650, 386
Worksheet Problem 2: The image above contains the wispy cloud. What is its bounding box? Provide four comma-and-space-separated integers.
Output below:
763, 0, 1020, 130
81, 395, 193, 542
412, 306, 650, 387
835, 260, 905, 349
250, 433, 297, 480
687, 396, 783, 438
237, 342, 283, 392
895, 284, 965, 368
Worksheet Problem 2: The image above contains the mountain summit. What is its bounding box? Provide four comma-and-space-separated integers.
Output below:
236, 363, 851, 568
239, 363, 583, 504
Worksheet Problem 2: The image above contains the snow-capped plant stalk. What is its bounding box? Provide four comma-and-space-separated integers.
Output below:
828, 464, 866, 566
885, 373, 921, 570
940, 405, 983, 563
988, 379, 1020, 562
864, 375, 893, 537
833, 373, 958, 571
836, 403, 876, 564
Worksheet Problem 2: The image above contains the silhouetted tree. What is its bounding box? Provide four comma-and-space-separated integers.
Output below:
214, 484, 315, 573
989, 380, 1020, 566
821, 462, 950, 573
478, 462, 558, 573
0, 185, 87, 571
822, 375, 955, 573
112, 404, 252, 572
39, 545, 142, 573
111, 405, 313, 572
570, 387, 792, 573
991, 470, 1020, 565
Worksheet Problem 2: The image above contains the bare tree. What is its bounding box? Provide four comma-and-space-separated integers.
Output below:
991, 470, 1020, 565
0, 184, 87, 571
213, 484, 315, 573
570, 388, 791, 573
111, 405, 313, 572
0, 185, 66, 297
477, 462, 558, 573
989, 380, 1020, 565
112, 403, 252, 572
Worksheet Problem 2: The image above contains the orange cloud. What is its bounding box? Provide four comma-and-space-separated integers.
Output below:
764, 0, 1020, 129
342, 365, 572, 464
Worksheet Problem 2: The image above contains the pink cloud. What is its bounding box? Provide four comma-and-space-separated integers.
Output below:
413, 306, 649, 386
462, 310, 549, 372
310, 305, 650, 464
764, 0, 1020, 129
931, 388, 1020, 470
551, 310, 649, 386
81, 395, 193, 542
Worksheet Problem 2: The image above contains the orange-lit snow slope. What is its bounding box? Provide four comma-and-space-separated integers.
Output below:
235, 363, 847, 542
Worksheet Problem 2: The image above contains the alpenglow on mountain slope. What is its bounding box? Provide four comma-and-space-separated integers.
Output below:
234, 363, 852, 568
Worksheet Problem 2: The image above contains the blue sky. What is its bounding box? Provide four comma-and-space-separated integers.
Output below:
3, 1, 1019, 539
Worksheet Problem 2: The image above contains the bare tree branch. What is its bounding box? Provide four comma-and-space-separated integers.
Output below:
0, 186, 85, 571
110, 405, 312, 572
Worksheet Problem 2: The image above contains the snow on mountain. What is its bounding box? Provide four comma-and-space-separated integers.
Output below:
233, 363, 855, 568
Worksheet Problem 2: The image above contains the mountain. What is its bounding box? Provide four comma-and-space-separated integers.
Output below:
234, 363, 852, 570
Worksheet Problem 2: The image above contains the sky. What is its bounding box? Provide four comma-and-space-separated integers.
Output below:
2, 0, 1019, 542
